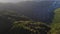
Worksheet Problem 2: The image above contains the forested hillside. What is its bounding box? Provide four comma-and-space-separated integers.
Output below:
0, 1, 60, 34
0, 14, 51, 34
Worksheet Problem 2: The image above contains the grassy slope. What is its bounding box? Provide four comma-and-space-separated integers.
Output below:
53, 8, 60, 23
50, 8, 60, 34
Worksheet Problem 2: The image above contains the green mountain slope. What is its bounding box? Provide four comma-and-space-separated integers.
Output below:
53, 8, 60, 23
50, 8, 60, 34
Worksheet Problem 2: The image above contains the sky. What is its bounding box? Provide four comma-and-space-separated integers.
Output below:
0, 0, 25, 3
0, 0, 48, 3
0, 0, 34, 3
0, 0, 60, 3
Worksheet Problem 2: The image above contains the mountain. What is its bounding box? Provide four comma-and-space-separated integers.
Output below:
0, 1, 57, 25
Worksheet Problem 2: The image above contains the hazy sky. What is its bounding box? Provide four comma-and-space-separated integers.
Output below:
0, 0, 60, 3
0, 0, 35, 3
0, 0, 25, 3
0, 0, 45, 3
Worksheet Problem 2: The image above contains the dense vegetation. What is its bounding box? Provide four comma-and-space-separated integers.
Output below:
9, 20, 50, 34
